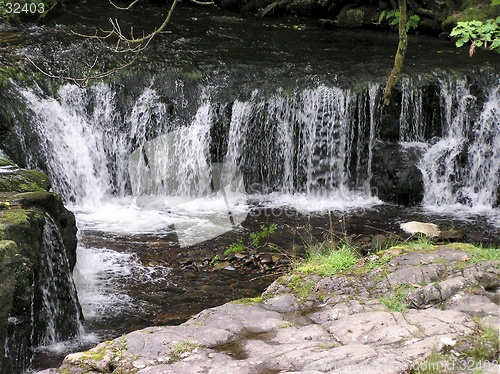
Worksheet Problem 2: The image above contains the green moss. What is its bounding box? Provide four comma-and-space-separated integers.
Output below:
379, 285, 412, 312
0, 209, 30, 230
232, 296, 264, 305
0, 240, 17, 264
0, 65, 31, 86
19, 170, 50, 190
279, 320, 296, 328
184, 71, 203, 80
443, 1, 500, 27
0, 158, 13, 167
170, 341, 201, 362
288, 274, 315, 299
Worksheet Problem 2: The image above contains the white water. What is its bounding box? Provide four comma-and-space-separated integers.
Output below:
417, 78, 500, 225
12, 76, 500, 354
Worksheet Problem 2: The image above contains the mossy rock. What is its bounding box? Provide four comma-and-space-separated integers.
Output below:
337, 6, 377, 28
0, 159, 50, 193
0, 158, 13, 167
0, 240, 18, 267
443, 1, 500, 28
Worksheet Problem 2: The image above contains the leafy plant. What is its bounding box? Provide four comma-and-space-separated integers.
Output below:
224, 223, 279, 257
224, 238, 245, 256
209, 254, 221, 266
378, 9, 420, 32
450, 17, 500, 55
250, 223, 278, 247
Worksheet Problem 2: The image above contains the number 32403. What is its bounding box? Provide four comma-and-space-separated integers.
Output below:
4, 2, 45, 14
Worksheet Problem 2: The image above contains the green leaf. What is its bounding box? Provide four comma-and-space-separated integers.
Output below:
490, 38, 500, 49
378, 10, 386, 24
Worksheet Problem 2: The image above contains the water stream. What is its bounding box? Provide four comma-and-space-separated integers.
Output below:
0, 5, 499, 372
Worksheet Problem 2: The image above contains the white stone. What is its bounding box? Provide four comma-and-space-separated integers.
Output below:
400, 221, 440, 237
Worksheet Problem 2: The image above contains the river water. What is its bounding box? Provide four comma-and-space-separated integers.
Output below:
1, 3, 499, 372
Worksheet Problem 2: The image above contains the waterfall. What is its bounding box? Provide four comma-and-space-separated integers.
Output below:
225, 85, 380, 200
418, 78, 500, 211
10, 75, 500, 217
36, 214, 84, 347
14, 82, 381, 212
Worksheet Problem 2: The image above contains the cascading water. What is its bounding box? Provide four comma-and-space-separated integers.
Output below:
3, 214, 86, 374
418, 76, 500, 218
35, 214, 85, 347
4, 66, 500, 373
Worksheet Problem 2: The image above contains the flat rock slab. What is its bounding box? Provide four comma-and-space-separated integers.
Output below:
48, 247, 499, 374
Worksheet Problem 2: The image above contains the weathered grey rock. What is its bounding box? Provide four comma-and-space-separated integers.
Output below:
263, 293, 298, 313
51, 246, 499, 374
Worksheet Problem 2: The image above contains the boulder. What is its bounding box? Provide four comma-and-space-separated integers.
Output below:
371, 142, 425, 205
0, 158, 81, 374
400, 221, 441, 237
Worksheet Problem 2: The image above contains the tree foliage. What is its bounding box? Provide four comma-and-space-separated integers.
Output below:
450, 17, 500, 55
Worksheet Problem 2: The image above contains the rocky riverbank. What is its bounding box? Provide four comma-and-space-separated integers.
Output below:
0, 158, 81, 374
40, 241, 499, 374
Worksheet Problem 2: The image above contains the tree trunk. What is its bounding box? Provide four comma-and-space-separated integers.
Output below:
384, 0, 408, 106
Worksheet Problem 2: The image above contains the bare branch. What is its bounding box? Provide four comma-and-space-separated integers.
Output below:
109, 0, 141, 11
27, 54, 140, 88
27, 0, 182, 86
189, 0, 215, 5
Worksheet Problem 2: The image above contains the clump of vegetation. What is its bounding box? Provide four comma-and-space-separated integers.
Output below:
467, 245, 500, 263
411, 318, 499, 373
377, 9, 420, 32
295, 242, 359, 277
224, 223, 279, 256
450, 17, 500, 55
379, 285, 412, 312
231, 296, 264, 305
169, 341, 201, 362
462, 317, 500, 363
279, 320, 296, 328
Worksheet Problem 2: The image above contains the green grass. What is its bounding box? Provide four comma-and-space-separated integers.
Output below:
365, 254, 394, 270
468, 245, 500, 263
463, 317, 500, 363
412, 318, 499, 373
379, 286, 412, 312
412, 349, 446, 373
295, 243, 359, 277
279, 321, 296, 328
231, 297, 264, 305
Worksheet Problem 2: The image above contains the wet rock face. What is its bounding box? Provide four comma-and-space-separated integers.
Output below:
49, 245, 500, 374
371, 142, 425, 205
0, 158, 80, 374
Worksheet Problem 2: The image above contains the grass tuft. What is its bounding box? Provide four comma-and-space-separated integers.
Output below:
295, 242, 359, 277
